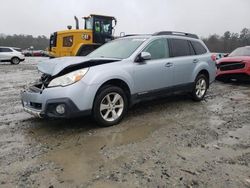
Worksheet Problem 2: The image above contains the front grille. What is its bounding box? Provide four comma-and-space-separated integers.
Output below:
29, 102, 42, 110
219, 62, 245, 71
28, 85, 42, 93
40, 74, 51, 88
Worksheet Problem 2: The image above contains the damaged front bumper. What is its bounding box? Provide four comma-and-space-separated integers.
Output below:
23, 106, 43, 118
20, 81, 93, 119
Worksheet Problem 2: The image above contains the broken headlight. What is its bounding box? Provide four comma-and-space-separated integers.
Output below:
48, 68, 89, 87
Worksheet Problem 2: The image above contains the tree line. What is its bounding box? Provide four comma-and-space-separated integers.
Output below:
0, 28, 250, 52
202, 28, 250, 53
0, 34, 49, 50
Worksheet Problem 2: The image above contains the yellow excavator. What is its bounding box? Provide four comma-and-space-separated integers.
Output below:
48, 14, 117, 57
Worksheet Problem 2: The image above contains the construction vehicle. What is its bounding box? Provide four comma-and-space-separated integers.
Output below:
48, 14, 117, 57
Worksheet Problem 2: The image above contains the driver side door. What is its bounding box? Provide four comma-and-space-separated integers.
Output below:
132, 38, 173, 95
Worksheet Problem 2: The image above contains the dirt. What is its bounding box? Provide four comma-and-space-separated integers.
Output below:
0, 57, 249, 188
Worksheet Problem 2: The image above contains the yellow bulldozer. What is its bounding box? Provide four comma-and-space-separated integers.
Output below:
48, 14, 117, 57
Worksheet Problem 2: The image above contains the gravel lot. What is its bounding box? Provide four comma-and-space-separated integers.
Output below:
0, 57, 249, 188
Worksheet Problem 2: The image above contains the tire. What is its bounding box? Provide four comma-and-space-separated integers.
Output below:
191, 74, 208, 101
11, 57, 20, 65
93, 86, 128, 127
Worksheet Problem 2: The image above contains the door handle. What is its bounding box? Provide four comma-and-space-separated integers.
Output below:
165, 62, 173, 67
193, 59, 199, 63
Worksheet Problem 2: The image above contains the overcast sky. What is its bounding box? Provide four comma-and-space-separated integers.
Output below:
0, 0, 249, 38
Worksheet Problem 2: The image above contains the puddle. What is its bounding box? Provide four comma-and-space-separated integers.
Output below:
42, 121, 167, 184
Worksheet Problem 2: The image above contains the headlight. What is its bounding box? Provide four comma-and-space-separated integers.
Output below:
48, 68, 89, 87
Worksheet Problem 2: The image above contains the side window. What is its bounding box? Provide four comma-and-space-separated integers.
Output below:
0, 48, 12, 52
188, 41, 196, 56
95, 21, 101, 33
94, 19, 112, 34
190, 41, 207, 55
0, 48, 3, 52
101, 20, 112, 34
63, 36, 73, 47
143, 39, 169, 60
170, 39, 190, 57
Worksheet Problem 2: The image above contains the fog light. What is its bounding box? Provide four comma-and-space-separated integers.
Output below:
56, 104, 65, 114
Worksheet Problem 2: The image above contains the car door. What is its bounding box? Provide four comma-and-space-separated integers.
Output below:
133, 38, 173, 94
168, 38, 197, 86
0, 48, 13, 61
0, 48, 3, 60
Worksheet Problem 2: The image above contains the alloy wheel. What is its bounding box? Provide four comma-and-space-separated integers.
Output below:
100, 92, 124, 122
195, 78, 207, 98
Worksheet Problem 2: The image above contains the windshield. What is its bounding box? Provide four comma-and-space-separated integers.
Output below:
88, 38, 147, 59
229, 47, 250, 57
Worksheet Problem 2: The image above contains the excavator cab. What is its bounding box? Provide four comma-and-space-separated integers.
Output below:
48, 14, 117, 58
84, 14, 117, 44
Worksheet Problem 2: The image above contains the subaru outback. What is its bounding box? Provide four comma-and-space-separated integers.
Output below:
21, 31, 216, 126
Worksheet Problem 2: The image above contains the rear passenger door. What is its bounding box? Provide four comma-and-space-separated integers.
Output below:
169, 38, 197, 86
0, 48, 13, 61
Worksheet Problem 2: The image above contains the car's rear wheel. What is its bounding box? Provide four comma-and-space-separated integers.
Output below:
93, 86, 128, 127
192, 74, 208, 101
11, 57, 20, 65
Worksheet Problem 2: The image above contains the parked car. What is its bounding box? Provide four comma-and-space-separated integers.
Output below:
0, 47, 25, 64
33, 50, 44, 57
21, 31, 216, 126
23, 50, 49, 57
216, 46, 250, 82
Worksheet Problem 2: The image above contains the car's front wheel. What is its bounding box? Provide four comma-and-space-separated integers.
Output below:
93, 86, 128, 126
192, 74, 208, 101
11, 57, 20, 65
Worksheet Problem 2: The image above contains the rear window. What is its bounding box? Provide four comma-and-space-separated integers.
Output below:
63, 36, 74, 47
190, 41, 207, 55
170, 39, 191, 57
14, 48, 22, 52
0, 48, 12, 52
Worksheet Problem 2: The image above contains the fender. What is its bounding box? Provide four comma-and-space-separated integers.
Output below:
192, 60, 211, 82
86, 68, 134, 94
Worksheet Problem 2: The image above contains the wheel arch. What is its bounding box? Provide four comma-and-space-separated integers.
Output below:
198, 69, 209, 81
11, 56, 20, 60
193, 62, 210, 83
93, 78, 132, 107
194, 69, 210, 89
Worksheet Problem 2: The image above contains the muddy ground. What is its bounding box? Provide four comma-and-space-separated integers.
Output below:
0, 57, 249, 188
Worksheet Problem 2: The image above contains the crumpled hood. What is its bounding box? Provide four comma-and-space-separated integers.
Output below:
37, 56, 120, 76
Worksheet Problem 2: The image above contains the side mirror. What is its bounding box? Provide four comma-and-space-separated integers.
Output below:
224, 53, 229, 57
136, 52, 151, 62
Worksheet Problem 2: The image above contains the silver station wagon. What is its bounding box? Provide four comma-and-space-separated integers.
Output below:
21, 31, 216, 126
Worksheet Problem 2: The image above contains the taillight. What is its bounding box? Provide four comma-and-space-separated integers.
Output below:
211, 54, 217, 62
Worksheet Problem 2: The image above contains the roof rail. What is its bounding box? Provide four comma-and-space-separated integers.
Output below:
120, 34, 151, 38
153, 31, 199, 39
